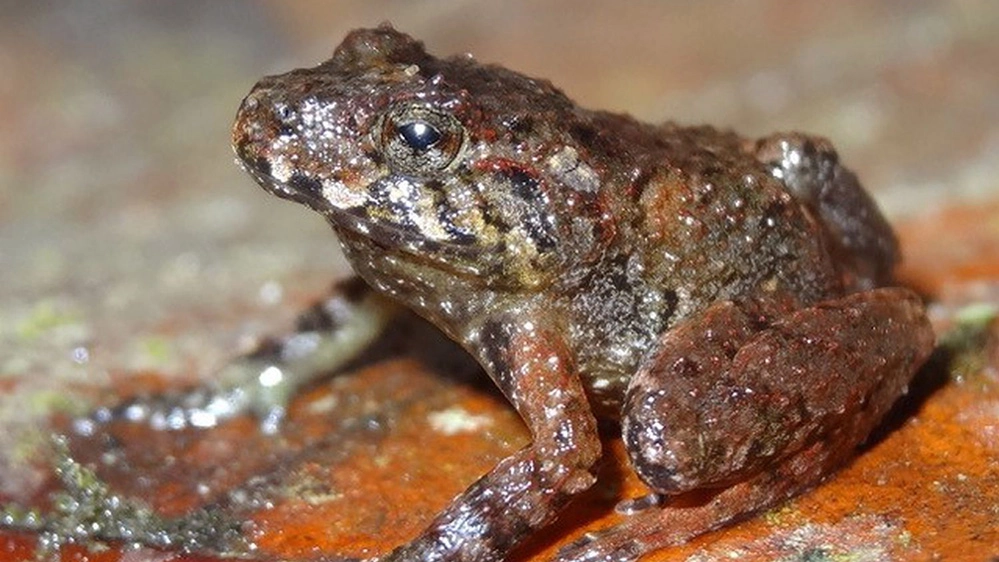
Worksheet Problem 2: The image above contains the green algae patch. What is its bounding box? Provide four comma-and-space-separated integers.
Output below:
1, 437, 253, 559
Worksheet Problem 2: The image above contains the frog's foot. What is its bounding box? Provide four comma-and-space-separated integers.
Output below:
554, 449, 823, 562
613, 493, 662, 515
554, 488, 741, 562
565, 288, 934, 561
555, 532, 644, 562
75, 278, 396, 435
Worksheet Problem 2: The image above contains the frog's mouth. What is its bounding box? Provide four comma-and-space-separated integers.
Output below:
239, 159, 497, 280
327, 208, 495, 279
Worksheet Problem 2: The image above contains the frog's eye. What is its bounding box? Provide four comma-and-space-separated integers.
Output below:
397, 121, 441, 151
380, 105, 464, 176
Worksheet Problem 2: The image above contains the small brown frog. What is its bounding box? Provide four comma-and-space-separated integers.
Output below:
228, 25, 934, 562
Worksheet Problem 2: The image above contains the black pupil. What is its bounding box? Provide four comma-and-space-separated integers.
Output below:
397, 121, 441, 152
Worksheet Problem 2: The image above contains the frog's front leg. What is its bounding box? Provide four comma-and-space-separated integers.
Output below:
77, 278, 399, 435
557, 288, 934, 562
382, 316, 602, 562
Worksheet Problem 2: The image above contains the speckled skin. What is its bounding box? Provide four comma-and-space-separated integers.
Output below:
232, 26, 934, 562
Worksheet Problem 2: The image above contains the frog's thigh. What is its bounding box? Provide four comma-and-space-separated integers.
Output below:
623, 287, 933, 496
555, 289, 932, 561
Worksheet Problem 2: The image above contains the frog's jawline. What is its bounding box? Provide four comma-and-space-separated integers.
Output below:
325, 206, 490, 278
250, 165, 494, 281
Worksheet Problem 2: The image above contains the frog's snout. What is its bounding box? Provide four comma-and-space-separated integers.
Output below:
231, 89, 276, 175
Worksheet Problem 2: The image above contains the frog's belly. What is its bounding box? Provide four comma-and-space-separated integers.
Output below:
578, 367, 631, 417
567, 269, 678, 416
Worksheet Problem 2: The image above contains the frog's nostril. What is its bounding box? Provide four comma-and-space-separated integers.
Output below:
273, 102, 294, 123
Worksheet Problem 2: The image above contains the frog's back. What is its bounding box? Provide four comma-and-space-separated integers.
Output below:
632, 123, 842, 311
564, 117, 843, 413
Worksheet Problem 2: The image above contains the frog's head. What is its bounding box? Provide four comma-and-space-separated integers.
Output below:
233, 25, 607, 290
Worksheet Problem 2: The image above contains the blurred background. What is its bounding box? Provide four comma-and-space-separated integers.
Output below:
1, 0, 997, 512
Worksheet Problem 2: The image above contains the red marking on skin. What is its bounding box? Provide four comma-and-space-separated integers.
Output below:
473, 156, 540, 178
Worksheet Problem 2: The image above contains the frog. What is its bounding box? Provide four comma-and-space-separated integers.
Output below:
229, 25, 937, 562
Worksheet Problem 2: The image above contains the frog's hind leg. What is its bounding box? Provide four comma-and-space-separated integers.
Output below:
556, 451, 828, 562
76, 277, 399, 435
556, 288, 934, 562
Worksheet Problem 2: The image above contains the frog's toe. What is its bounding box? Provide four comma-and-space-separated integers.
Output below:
554, 530, 643, 562
614, 493, 663, 515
